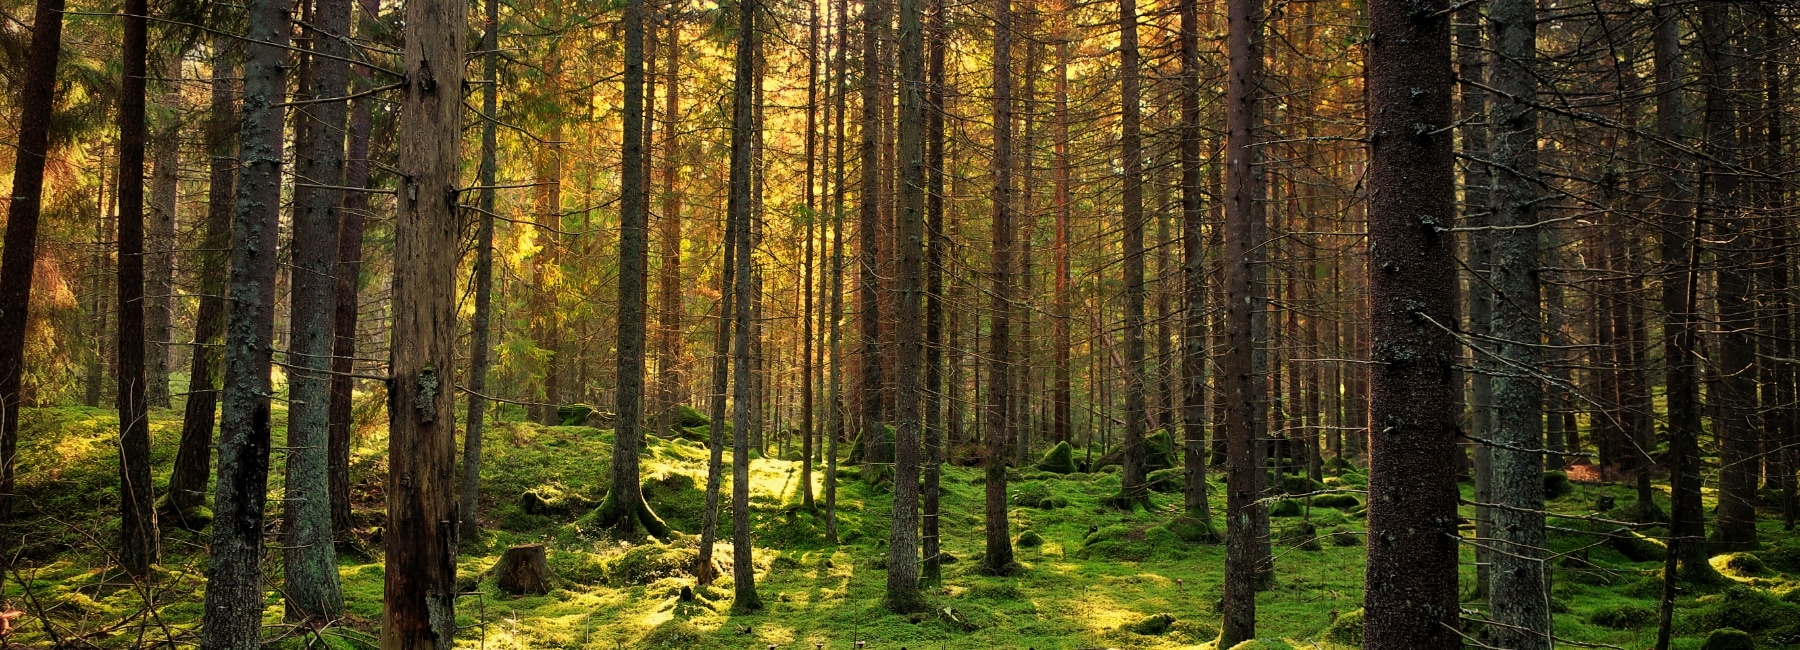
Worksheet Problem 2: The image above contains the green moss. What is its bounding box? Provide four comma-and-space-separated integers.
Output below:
1269, 499, 1302, 517
556, 403, 598, 426
1014, 530, 1044, 548
1323, 608, 1363, 645
1148, 468, 1185, 493
1036, 440, 1078, 474
1280, 475, 1324, 495
1276, 521, 1321, 552
1682, 586, 1800, 635
1544, 470, 1574, 499
1715, 552, 1766, 578
1312, 493, 1360, 509
1328, 525, 1362, 547
1589, 604, 1657, 629
1700, 628, 1756, 650
638, 620, 705, 648
605, 541, 698, 586
1125, 612, 1177, 635
1226, 640, 1295, 650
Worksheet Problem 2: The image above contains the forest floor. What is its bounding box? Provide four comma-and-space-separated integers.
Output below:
5, 404, 1800, 649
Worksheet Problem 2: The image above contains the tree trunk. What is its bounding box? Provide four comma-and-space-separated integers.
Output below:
166, 39, 239, 528
493, 545, 553, 595
1052, 5, 1072, 449
1177, 0, 1211, 525
983, 0, 1017, 577
1363, 1, 1461, 647
116, 0, 160, 577
460, 0, 501, 543
284, 0, 353, 617
825, 0, 850, 544
199, 0, 288, 640
727, 0, 764, 611
329, 80, 375, 535
1113, 0, 1148, 511
694, 161, 738, 585
383, 0, 466, 638
597, 0, 669, 540
1485, 0, 1548, 644
886, 0, 927, 610
858, 0, 889, 468
801, 0, 818, 509
0, 0, 68, 526
655, 15, 686, 437
1700, 0, 1758, 551
145, 55, 182, 410
1218, 0, 1264, 642
921, 0, 947, 586
1456, 4, 1494, 599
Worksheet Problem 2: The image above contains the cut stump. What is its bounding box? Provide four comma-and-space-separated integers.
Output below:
493, 544, 554, 595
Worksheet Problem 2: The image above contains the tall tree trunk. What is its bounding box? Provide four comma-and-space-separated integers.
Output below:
983, 0, 1018, 576
921, 0, 947, 585
694, 144, 738, 586
1363, 1, 1461, 647
383, 0, 466, 638
1218, 0, 1265, 642
0, 0, 68, 526
858, 0, 889, 467
1115, 0, 1148, 508
1456, 3, 1494, 598
329, 74, 375, 535
801, 0, 818, 509
459, 0, 501, 543
1700, 0, 1757, 551
200, 0, 288, 639
599, 0, 669, 539
284, 0, 353, 617
825, 0, 850, 544
145, 55, 182, 410
656, 13, 686, 435
166, 38, 239, 528
1485, 0, 1547, 644
1052, 4, 1072, 448
116, 0, 160, 577
887, 0, 927, 608
1177, 0, 1211, 525
726, 0, 764, 610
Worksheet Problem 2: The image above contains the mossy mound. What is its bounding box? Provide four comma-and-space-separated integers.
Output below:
1715, 552, 1766, 578
1009, 481, 1069, 509
1147, 468, 1185, 493
557, 403, 598, 426
1280, 475, 1324, 495
641, 472, 706, 532
1168, 514, 1220, 544
1015, 530, 1044, 548
605, 541, 698, 586
1276, 521, 1321, 552
1125, 612, 1177, 635
1035, 440, 1078, 474
1544, 470, 1573, 499
1323, 608, 1363, 645
638, 619, 704, 648
672, 404, 709, 427
1080, 524, 1183, 562
1682, 586, 1800, 635
1226, 640, 1295, 650
1269, 499, 1302, 517
1329, 525, 1363, 547
1589, 604, 1657, 629
1312, 493, 1360, 509
1700, 628, 1756, 650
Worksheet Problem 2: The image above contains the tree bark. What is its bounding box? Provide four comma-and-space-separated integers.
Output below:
727, 0, 764, 610
285, 0, 353, 617
655, 13, 686, 437
886, 0, 927, 609
116, 0, 160, 577
460, 0, 501, 543
921, 0, 947, 585
199, 0, 288, 639
1363, 1, 1462, 647
383, 0, 466, 638
1218, 0, 1265, 642
166, 38, 239, 528
493, 545, 553, 595
858, 0, 889, 467
1485, 0, 1548, 644
1177, 0, 1211, 524
329, 78, 375, 535
1456, 2, 1494, 598
0, 0, 68, 526
825, 0, 849, 542
1115, 0, 1148, 511
694, 151, 738, 585
145, 55, 182, 410
983, 0, 1017, 576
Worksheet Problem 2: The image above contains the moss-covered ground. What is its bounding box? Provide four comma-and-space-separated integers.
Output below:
4, 405, 1800, 648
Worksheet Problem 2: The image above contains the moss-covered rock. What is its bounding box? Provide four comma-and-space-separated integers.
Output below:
1015, 530, 1044, 548
1080, 524, 1183, 561
1147, 468, 1185, 493
557, 403, 598, 426
1277, 521, 1321, 552
1682, 586, 1800, 635
1036, 440, 1078, 474
1125, 612, 1176, 635
1589, 604, 1657, 629
1145, 429, 1177, 471
1700, 628, 1756, 650
672, 404, 709, 427
1544, 470, 1573, 500
1168, 514, 1220, 544
1312, 493, 1360, 509
1269, 499, 1302, 517
638, 620, 704, 648
1281, 475, 1325, 495
1226, 640, 1295, 650
1716, 552, 1766, 577
1329, 525, 1363, 547
1323, 608, 1363, 645
605, 541, 697, 585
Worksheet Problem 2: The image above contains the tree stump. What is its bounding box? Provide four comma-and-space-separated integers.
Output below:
493, 544, 553, 595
